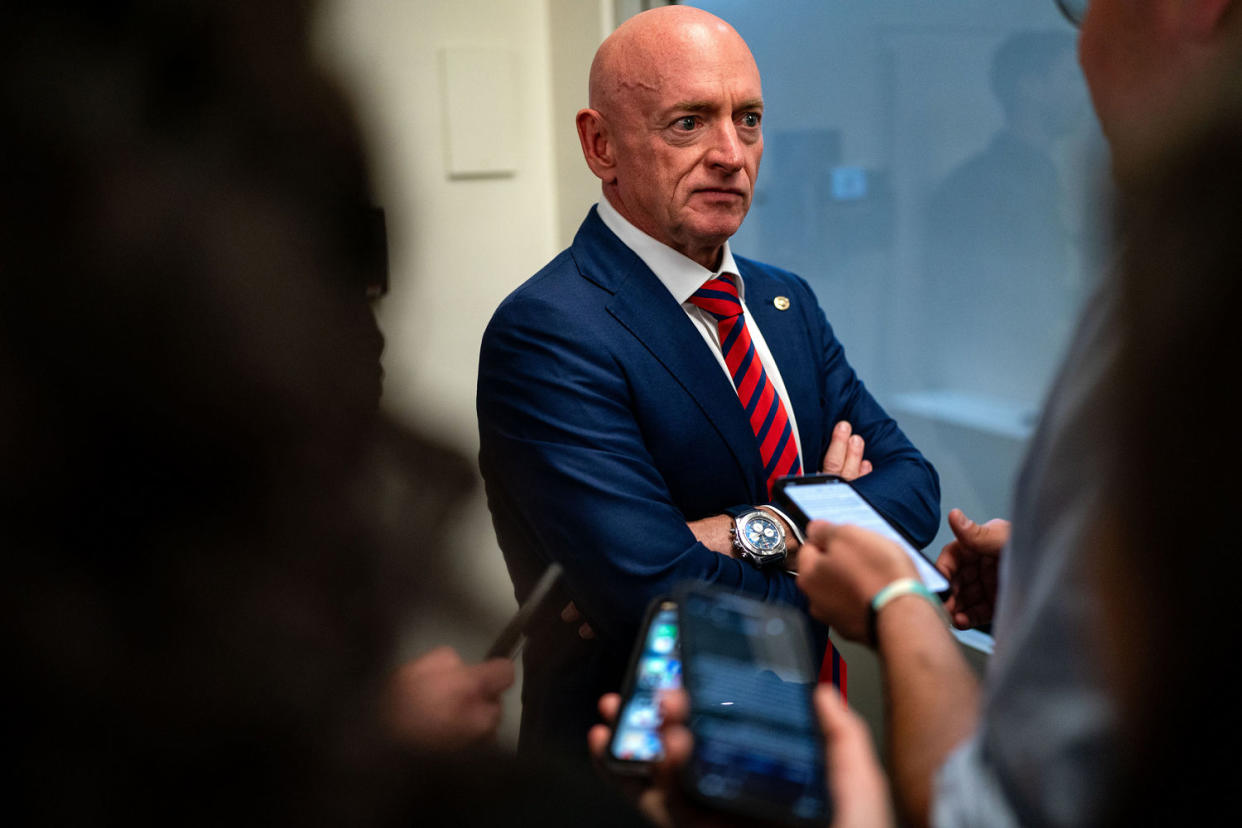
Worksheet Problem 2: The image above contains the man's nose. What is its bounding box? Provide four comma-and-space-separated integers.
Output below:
705, 121, 745, 172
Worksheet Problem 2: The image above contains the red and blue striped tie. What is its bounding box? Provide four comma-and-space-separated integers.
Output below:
689, 273, 802, 497
689, 273, 847, 697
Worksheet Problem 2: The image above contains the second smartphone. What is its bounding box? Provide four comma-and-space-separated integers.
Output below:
775, 473, 950, 595
677, 584, 832, 826
605, 596, 681, 774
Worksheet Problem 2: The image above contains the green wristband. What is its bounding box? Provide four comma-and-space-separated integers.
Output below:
866, 578, 947, 648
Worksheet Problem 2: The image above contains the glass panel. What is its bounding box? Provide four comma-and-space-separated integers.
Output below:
688, 0, 1111, 552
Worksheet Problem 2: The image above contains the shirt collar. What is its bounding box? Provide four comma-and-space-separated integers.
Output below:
596, 198, 744, 304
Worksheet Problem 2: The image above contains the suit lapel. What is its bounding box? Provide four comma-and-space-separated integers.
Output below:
571, 210, 763, 492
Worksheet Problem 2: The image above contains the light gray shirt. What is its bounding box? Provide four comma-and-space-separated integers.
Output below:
933, 276, 1120, 827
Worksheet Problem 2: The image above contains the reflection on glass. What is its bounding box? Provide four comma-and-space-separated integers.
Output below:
689, 0, 1107, 550
920, 30, 1086, 406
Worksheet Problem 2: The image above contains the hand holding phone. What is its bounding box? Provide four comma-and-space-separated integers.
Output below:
774, 474, 949, 595
592, 654, 893, 828
605, 597, 681, 774
386, 646, 515, 750
676, 585, 832, 826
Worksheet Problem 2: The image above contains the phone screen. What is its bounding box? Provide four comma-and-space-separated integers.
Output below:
678, 587, 831, 826
607, 599, 681, 769
779, 477, 950, 595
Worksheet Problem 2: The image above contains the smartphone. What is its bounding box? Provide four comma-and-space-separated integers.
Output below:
485, 562, 563, 660
774, 473, 950, 596
676, 584, 832, 826
605, 596, 681, 774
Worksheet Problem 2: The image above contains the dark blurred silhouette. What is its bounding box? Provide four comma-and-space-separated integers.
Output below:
1, 2, 643, 824
921, 30, 1085, 404
787, 4, 1242, 825
1103, 90, 1242, 825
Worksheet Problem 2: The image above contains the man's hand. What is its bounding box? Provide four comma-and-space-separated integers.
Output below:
561, 498, 818, 642
687, 512, 802, 562
935, 509, 1008, 629
686, 514, 736, 557
797, 521, 916, 642
588, 687, 894, 828
822, 420, 873, 480
385, 646, 515, 750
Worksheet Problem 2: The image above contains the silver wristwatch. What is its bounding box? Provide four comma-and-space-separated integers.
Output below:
730, 509, 787, 566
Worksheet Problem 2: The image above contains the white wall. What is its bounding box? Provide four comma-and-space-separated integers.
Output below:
316, 0, 559, 445
314, 0, 609, 748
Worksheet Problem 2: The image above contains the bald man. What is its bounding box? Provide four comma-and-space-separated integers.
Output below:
477, 6, 938, 758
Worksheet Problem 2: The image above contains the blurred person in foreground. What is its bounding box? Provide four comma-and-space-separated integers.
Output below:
0, 2, 643, 824
794, 1, 1242, 826
1100, 75, 1242, 826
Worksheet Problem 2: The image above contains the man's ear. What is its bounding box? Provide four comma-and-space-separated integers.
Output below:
1180, 0, 1235, 39
576, 109, 617, 184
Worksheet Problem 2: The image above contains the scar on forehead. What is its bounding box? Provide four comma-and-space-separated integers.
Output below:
615, 78, 663, 94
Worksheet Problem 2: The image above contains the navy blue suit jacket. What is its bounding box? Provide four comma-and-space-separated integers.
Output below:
477, 208, 939, 757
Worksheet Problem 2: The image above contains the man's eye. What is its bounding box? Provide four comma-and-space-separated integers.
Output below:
675, 116, 698, 130
740, 112, 761, 128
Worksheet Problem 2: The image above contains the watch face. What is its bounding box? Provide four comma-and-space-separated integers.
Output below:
741, 514, 782, 552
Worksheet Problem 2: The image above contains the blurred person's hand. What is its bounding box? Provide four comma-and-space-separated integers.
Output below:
588, 692, 692, 827
935, 509, 1007, 629
588, 688, 893, 828
821, 421, 873, 480
797, 521, 917, 642
385, 646, 514, 750
815, 686, 896, 828
678, 418, 882, 571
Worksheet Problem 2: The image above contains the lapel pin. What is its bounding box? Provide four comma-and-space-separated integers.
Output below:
773, 296, 790, 311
